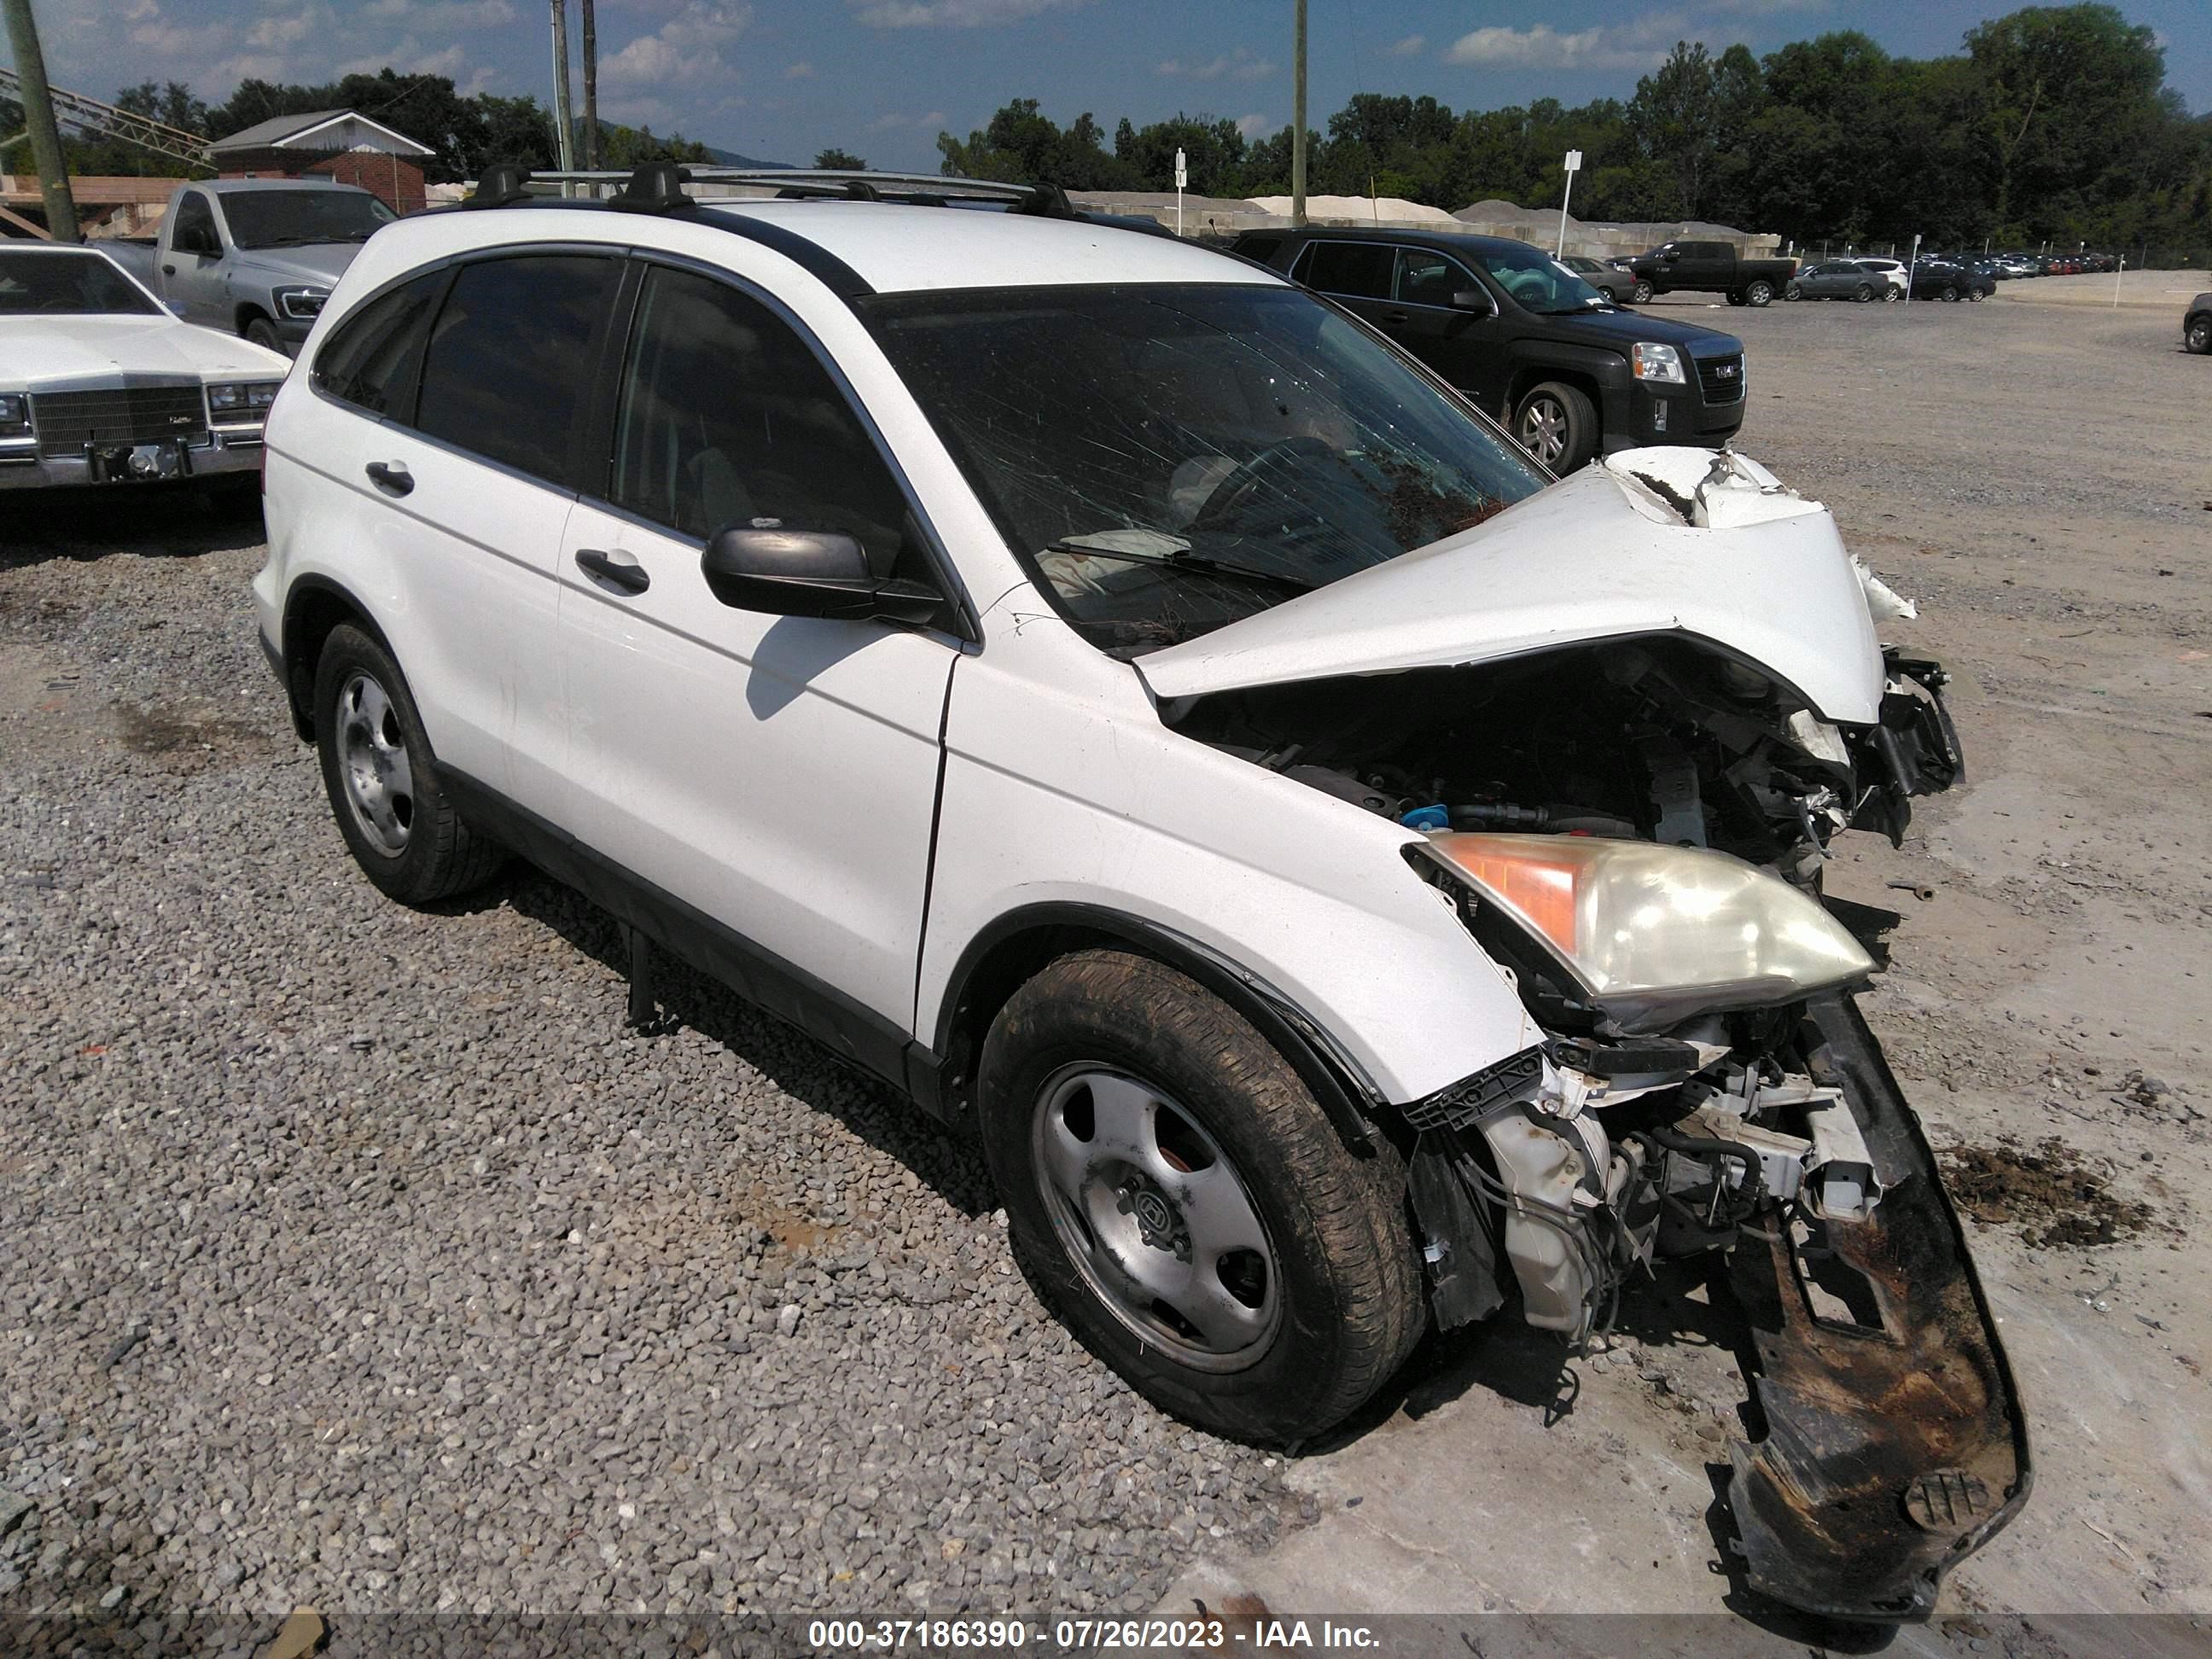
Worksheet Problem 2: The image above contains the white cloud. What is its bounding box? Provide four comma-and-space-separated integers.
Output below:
1156, 46, 1274, 82
363, 0, 516, 26
1701, 0, 1825, 14
247, 6, 327, 50
122, 0, 159, 20
1386, 34, 1425, 57
1445, 20, 1675, 73
602, 1, 753, 88
850, 0, 1090, 28
866, 111, 911, 131
336, 33, 468, 77
784, 60, 815, 79
1234, 113, 1271, 137
127, 3, 230, 58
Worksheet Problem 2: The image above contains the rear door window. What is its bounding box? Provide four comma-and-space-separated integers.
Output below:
415, 254, 623, 488
312, 270, 448, 420
1296, 242, 1393, 300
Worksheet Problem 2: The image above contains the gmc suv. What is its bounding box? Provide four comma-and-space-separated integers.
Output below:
1233, 226, 1747, 473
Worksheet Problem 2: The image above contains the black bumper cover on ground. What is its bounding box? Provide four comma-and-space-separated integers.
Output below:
1724, 992, 2030, 1621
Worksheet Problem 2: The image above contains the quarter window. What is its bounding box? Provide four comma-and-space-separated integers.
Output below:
1296, 242, 1393, 301
608, 265, 915, 577
415, 254, 621, 488
312, 271, 446, 419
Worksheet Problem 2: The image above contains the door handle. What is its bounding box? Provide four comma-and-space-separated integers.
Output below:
161, 264, 177, 276
575, 547, 649, 595
1384, 310, 1410, 323
364, 461, 413, 497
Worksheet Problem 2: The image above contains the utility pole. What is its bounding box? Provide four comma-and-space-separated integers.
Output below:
579, 0, 597, 173
548, 0, 576, 183
1, 0, 80, 242
1290, 0, 1306, 227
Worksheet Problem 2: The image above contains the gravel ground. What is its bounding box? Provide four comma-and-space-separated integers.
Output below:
7, 274, 2209, 1650
0, 497, 1302, 1642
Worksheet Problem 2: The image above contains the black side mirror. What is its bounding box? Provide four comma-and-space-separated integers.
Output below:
700, 525, 940, 624
1450, 288, 1489, 312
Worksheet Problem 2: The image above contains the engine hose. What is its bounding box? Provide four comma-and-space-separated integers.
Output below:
1644, 1123, 1767, 1206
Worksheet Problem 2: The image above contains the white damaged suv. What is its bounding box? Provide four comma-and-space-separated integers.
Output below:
257, 165, 2023, 1621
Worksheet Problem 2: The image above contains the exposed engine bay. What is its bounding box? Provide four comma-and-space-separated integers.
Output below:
1167, 632, 1961, 890
1167, 634, 2022, 1621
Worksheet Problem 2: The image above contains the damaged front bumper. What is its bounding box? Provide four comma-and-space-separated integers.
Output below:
1723, 992, 2029, 1621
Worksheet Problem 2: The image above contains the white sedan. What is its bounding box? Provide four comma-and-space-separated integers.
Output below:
0, 242, 288, 491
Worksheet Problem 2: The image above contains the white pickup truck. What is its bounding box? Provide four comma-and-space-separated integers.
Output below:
104, 177, 394, 356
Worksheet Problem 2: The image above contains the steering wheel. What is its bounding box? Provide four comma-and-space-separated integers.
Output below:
1190, 434, 1346, 533
1500, 271, 1551, 305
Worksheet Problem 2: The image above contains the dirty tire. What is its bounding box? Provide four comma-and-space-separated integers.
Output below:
313, 623, 504, 905
1745, 279, 1774, 307
1512, 380, 1598, 474
243, 315, 284, 353
2188, 315, 2212, 354
1854, 282, 1877, 303
1632, 280, 1654, 304
977, 950, 1423, 1445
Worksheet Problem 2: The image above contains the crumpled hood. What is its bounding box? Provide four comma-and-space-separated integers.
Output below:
0, 315, 292, 388
232, 243, 358, 288
1134, 448, 1889, 725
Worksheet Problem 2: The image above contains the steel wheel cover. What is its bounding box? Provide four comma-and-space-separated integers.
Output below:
336, 669, 415, 856
1029, 1065, 1283, 1371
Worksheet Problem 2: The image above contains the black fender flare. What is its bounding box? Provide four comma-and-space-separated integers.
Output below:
917, 901, 1386, 1155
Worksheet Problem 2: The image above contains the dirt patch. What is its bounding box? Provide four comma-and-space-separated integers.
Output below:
114, 701, 266, 768
1941, 1137, 2155, 1248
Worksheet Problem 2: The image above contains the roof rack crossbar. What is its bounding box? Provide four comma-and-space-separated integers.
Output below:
492, 166, 1075, 218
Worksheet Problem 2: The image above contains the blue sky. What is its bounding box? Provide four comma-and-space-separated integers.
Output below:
15, 0, 2209, 172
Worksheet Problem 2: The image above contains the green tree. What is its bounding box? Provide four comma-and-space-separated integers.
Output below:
814, 148, 869, 170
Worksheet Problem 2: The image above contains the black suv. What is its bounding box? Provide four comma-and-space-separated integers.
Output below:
1234, 227, 1747, 472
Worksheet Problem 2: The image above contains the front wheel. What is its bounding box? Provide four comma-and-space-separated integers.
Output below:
977, 951, 1423, 1444
1632, 280, 1654, 304
1854, 282, 1877, 303
243, 315, 284, 354
2187, 315, 2212, 354
1939, 284, 1960, 303
1726, 289, 1748, 307
1744, 279, 1775, 306
1967, 288, 1985, 302
313, 624, 505, 905
1512, 380, 1598, 473
1784, 282, 1802, 300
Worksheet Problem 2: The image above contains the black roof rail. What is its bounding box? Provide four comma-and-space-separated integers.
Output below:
608, 161, 697, 215
490, 166, 1078, 219
465, 163, 535, 208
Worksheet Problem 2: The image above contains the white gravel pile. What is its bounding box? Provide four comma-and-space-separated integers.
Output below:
0, 497, 1307, 1642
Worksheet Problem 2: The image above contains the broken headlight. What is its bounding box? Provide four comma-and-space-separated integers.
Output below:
1418, 832, 1873, 1031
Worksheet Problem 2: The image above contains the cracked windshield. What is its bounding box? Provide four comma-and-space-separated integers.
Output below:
865, 283, 1547, 654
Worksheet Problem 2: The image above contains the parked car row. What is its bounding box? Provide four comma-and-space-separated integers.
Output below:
1783, 257, 1994, 303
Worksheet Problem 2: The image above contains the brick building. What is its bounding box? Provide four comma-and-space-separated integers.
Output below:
208, 109, 434, 214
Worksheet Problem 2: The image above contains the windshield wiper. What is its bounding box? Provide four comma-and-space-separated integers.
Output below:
1040, 540, 1316, 595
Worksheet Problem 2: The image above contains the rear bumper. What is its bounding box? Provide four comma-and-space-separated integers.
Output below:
1724, 993, 2030, 1621
0, 429, 264, 490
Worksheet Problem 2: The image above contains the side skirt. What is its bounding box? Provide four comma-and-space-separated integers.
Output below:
441, 771, 930, 1108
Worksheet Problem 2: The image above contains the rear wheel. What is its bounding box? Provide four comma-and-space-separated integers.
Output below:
1784, 282, 1802, 300
1632, 280, 1654, 304
1726, 289, 1748, 307
313, 624, 504, 905
1512, 380, 1598, 473
977, 950, 1423, 1444
1939, 284, 1960, 303
1745, 279, 1775, 307
1854, 282, 1876, 303
2187, 314, 2212, 354
1883, 284, 1902, 302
